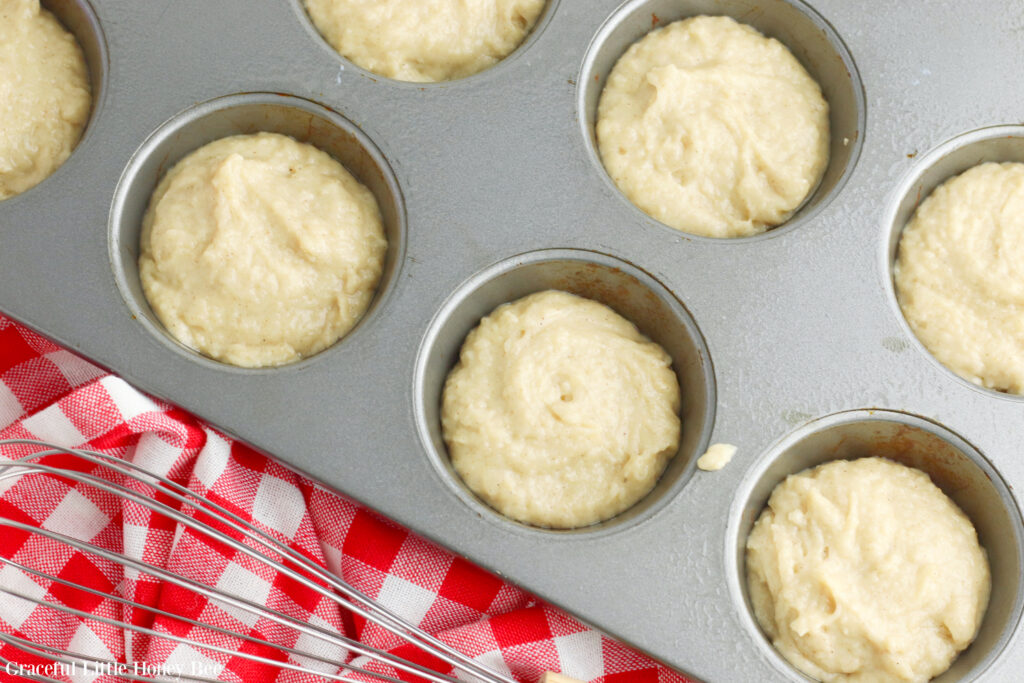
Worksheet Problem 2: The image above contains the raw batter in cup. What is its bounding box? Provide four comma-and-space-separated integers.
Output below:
304, 0, 546, 82
895, 162, 1024, 393
746, 457, 990, 682
441, 290, 681, 528
1, 0, 91, 200
597, 15, 829, 238
139, 132, 387, 368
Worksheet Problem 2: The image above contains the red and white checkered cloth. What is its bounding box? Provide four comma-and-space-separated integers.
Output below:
0, 314, 693, 683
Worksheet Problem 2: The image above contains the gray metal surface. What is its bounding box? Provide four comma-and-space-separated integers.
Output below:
1, 0, 1023, 680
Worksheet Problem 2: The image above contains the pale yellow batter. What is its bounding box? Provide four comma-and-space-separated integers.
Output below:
895, 162, 1024, 394
746, 458, 989, 682
441, 290, 681, 528
0, 0, 91, 200
304, 0, 546, 82
139, 132, 387, 368
596, 16, 829, 238
697, 443, 736, 471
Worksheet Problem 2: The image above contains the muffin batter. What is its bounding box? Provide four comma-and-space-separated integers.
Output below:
304, 0, 546, 82
441, 290, 681, 528
746, 457, 990, 682
139, 132, 387, 368
596, 15, 829, 238
0, 0, 91, 200
697, 443, 736, 471
895, 162, 1024, 393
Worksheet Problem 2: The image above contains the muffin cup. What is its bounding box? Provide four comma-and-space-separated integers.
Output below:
2, 1, 108, 202
577, 0, 865, 240
883, 125, 1024, 401
107, 92, 406, 372
414, 248, 716, 535
727, 410, 1024, 681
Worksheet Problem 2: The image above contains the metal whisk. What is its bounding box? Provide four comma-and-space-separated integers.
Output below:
0, 439, 519, 683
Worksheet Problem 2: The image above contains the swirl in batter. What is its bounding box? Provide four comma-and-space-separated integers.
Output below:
441, 290, 681, 528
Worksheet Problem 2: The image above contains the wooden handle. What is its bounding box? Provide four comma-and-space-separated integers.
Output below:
540, 673, 587, 683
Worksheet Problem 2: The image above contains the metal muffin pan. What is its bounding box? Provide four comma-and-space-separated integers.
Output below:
2, 0, 1023, 680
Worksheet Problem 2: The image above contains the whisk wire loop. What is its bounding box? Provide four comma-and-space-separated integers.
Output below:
0, 439, 517, 683
0, 548, 426, 683
0, 467, 459, 682
6, 440, 494, 676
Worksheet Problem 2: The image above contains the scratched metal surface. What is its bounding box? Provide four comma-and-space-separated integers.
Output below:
2, 0, 1023, 680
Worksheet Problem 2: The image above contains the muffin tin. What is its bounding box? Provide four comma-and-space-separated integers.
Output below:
2, 0, 1023, 680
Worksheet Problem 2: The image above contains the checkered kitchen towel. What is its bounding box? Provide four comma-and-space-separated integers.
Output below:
0, 314, 692, 683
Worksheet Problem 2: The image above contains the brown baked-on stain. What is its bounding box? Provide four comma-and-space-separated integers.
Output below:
832, 423, 975, 498
552, 263, 671, 342
651, 13, 660, 27
311, 117, 390, 195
